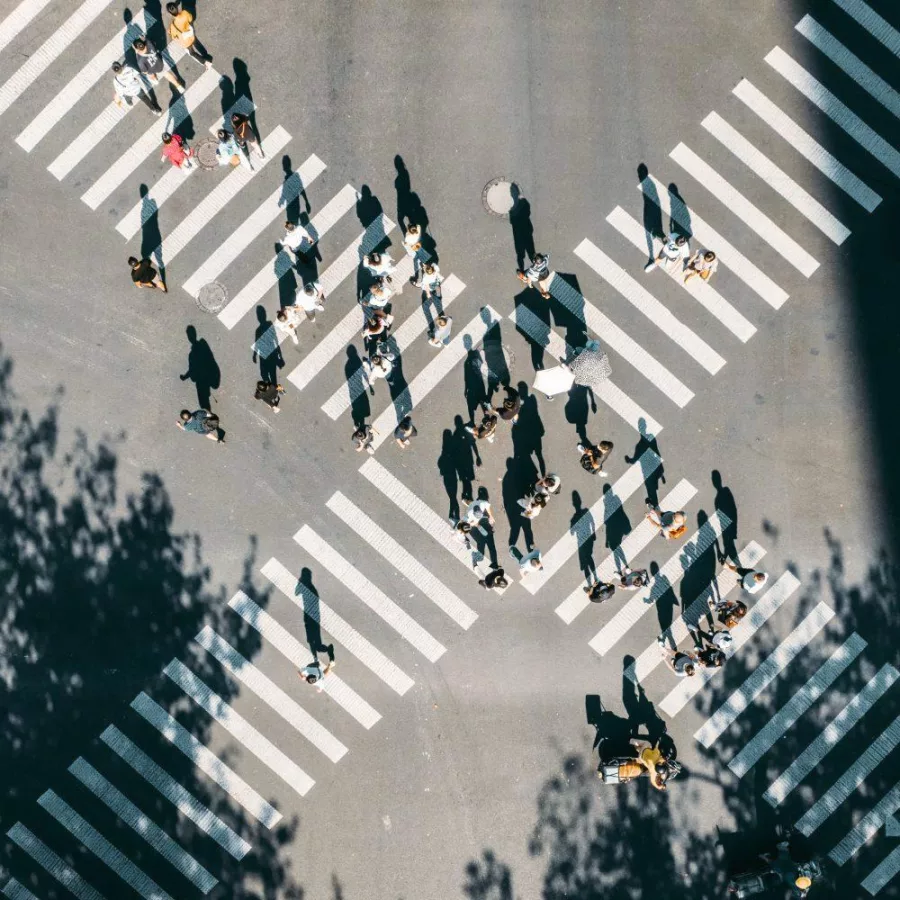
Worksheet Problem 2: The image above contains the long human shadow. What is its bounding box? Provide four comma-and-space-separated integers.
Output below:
279, 153, 311, 227
502, 456, 535, 552
668, 182, 692, 240
140, 0, 166, 55
139, 183, 164, 284
624, 416, 665, 506
392, 155, 435, 259
346, 345, 371, 427
602, 484, 631, 572
451, 415, 480, 506
356, 184, 383, 228
571, 490, 597, 584
179, 324, 220, 411
232, 57, 260, 141
253, 304, 284, 383
275, 243, 298, 310
296, 568, 335, 662
620, 657, 670, 749
637, 162, 663, 263
511, 381, 546, 477
481, 321, 509, 404
437, 428, 461, 521
676, 510, 716, 626
509, 182, 535, 270
564, 384, 596, 444
0, 343, 307, 899
546, 272, 590, 350
712, 469, 738, 564
463, 336, 488, 423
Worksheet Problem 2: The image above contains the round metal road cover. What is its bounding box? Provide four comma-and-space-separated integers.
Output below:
197, 281, 228, 313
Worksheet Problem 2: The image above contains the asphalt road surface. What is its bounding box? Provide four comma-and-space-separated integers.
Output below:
1, 1, 900, 899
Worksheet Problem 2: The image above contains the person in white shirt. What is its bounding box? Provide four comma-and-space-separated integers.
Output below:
517, 493, 547, 519
364, 352, 395, 387
724, 560, 768, 594
368, 276, 394, 308
535, 473, 562, 497
414, 262, 442, 302
363, 251, 395, 277
465, 496, 496, 528
429, 315, 453, 348
403, 223, 423, 257
275, 304, 304, 344
646, 232, 688, 274
297, 660, 334, 692
111, 61, 162, 114
296, 282, 325, 321
517, 253, 552, 298
683, 248, 718, 284
516, 548, 543, 579
282, 220, 314, 262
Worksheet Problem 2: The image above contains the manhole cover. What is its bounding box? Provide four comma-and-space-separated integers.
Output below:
197, 281, 228, 313
482, 177, 518, 218
194, 137, 221, 170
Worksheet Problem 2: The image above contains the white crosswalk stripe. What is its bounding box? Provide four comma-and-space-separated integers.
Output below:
0, 0, 115, 119
575, 238, 727, 371
164, 657, 315, 796
67, 757, 217, 893
864, 848, 900, 897
555, 478, 697, 624
524, 449, 663, 596
130, 691, 282, 827
359, 457, 500, 583
17, 9, 151, 152
661, 571, 801, 716
326, 492, 478, 629
548, 272, 694, 406
766, 46, 900, 181
670, 143, 819, 277
81, 64, 220, 209
0, 0, 55, 58
183, 153, 326, 295
832, 0, 900, 59
322, 273, 466, 420
639, 173, 790, 308
796, 713, 900, 836
37, 789, 174, 900
588, 510, 729, 656
218, 182, 358, 329
510, 303, 664, 435
194, 624, 348, 762
293, 525, 447, 661
368, 306, 501, 450
764, 663, 900, 807
261, 557, 414, 695
733, 78, 881, 212
695, 602, 835, 748
832, 773, 900, 865
148, 125, 291, 265
701, 112, 850, 245
7, 823, 105, 900
99, 724, 251, 858
627, 541, 766, 684
48, 42, 189, 181
1, 879, 40, 900
228, 590, 381, 728
729, 633, 866, 779
605, 206, 756, 342
798, 14, 900, 121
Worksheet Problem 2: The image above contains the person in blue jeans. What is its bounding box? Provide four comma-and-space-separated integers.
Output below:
177, 409, 223, 443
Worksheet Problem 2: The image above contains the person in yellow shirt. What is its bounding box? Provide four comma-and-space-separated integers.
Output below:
166, 2, 212, 68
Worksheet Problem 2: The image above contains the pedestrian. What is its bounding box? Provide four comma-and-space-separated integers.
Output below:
297, 281, 326, 321
517, 548, 544, 579
645, 232, 688, 274
352, 424, 377, 454
618, 567, 649, 590
367, 276, 394, 309
708, 595, 748, 629
534, 473, 562, 497
363, 250, 395, 277
177, 408, 223, 442
275, 304, 303, 344
494, 384, 521, 424
478, 567, 509, 591
362, 310, 393, 346
516, 252, 552, 298
517, 492, 547, 519
696, 643, 726, 670
692, 626, 734, 655
584, 580, 616, 603
683, 248, 718, 284
428, 315, 453, 348
465, 495, 496, 528
297, 659, 334, 692
133, 37, 184, 93
254, 379, 284, 413
645, 503, 688, 540
232, 112, 264, 162
414, 262, 442, 303
466, 403, 498, 444
393, 416, 417, 449
577, 440, 613, 476
723, 559, 769, 595
402, 223, 423, 257
128, 256, 167, 291
450, 519, 473, 550
282, 220, 314, 263
160, 131, 193, 169
166, 1, 213, 68
657, 638, 697, 677
215, 129, 243, 167
364, 352, 395, 388
112, 61, 162, 114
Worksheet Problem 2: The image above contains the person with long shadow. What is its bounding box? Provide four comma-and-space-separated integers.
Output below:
297, 567, 335, 663
570, 490, 598, 585
393, 155, 435, 258
712, 470, 738, 565
179, 325, 220, 411
625, 416, 665, 506
602, 483, 632, 573
139, 183, 165, 287
621, 654, 669, 748
252, 305, 284, 385
437, 429, 460, 521
668, 182, 693, 239
469, 486, 499, 569
232, 57, 258, 136
511, 382, 546, 477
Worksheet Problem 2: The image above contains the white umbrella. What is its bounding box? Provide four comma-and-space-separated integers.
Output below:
533, 364, 574, 397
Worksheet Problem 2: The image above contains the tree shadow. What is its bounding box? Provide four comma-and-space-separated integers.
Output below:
179, 324, 220, 411
463, 849, 515, 900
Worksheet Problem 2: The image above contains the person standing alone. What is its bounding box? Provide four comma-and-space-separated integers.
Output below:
167, 2, 213, 68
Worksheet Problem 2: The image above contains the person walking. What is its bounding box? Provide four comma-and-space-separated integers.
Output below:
281, 220, 314, 263
402, 223, 423, 257
177, 408, 223, 442
112, 61, 162, 114
275, 304, 303, 344
577, 440, 613, 476
466, 494, 496, 528
584, 580, 616, 603
466, 403, 498, 444
517, 252, 552, 298
517, 493, 547, 520
657, 638, 697, 677
495, 384, 521, 424
364, 351, 395, 389
695, 641, 726, 670
645, 503, 688, 540
254, 380, 284, 413
297, 281, 326, 322
362, 309, 393, 348
413, 262, 442, 304
160, 131, 193, 169
166, 1, 213, 69
723, 559, 769, 595
363, 251, 395, 277
683, 248, 718, 284
352, 423, 377, 454
232, 112, 264, 163
535, 473, 562, 497
618, 567, 649, 590
708, 595, 748, 629
215, 129, 243, 167
367, 276, 394, 309
297, 659, 334, 692
133, 37, 184, 93
645, 232, 688, 274
692, 626, 734, 656
428, 315, 453, 348
478, 567, 509, 591
128, 256, 166, 291
516, 547, 544, 580
394, 417, 417, 449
